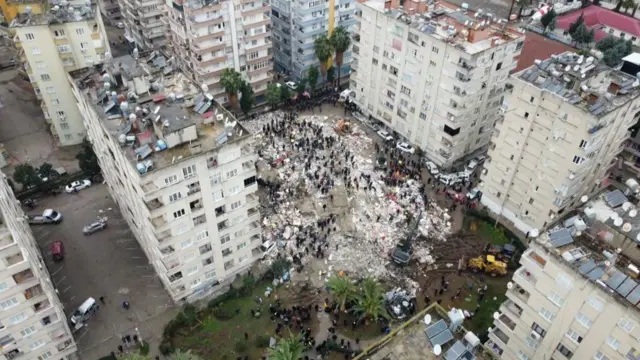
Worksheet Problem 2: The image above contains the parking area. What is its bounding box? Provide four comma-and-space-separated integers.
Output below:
28, 184, 175, 358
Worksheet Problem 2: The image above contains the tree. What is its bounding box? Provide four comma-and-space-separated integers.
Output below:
267, 334, 305, 360
326, 66, 336, 84
169, 350, 203, 360
540, 9, 557, 34
329, 26, 351, 88
295, 78, 307, 96
327, 275, 356, 311
307, 66, 319, 92
568, 12, 584, 36
570, 23, 594, 46
13, 163, 41, 189
265, 84, 281, 108
280, 85, 291, 103
76, 138, 100, 175
602, 40, 633, 66
313, 36, 333, 78
239, 81, 255, 116
37, 162, 58, 181
353, 277, 389, 323
220, 68, 243, 109
268, 257, 291, 279
596, 35, 618, 51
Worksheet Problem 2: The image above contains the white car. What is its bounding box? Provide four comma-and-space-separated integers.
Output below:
65, 179, 92, 193
260, 240, 278, 259
466, 188, 482, 200
424, 161, 439, 176
396, 142, 415, 154
377, 130, 394, 142
285, 81, 297, 90
116, 22, 125, 29
475, 155, 487, 163
466, 160, 478, 172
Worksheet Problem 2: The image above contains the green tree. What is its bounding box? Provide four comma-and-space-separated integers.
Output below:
240, 274, 257, 295
280, 85, 292, 103
329, 26, 351, 88
268, 257, 291, 279
596, 35, 618, 51
540, 9, 557, 34
570, 23, 594, 46
313, 36, 333, 78
266, 84, 281, 108
326, 66, 336, 84
13, 163, 41, 189
76, 138, 100, 175
568, 12, 584, 36
220, 68, 243, 108
307, 66, 319, 92
353, 277, 388, 323
295, 78, 307, 96
37, 162, 58, 181
267, 334, 305, 360
239, 81, 255, 116
169, 349, 203, 360
327, 275, 356, 311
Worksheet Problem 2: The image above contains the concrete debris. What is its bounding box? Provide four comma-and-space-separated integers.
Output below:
384, 287, 417, 320
245, 112, 451, 287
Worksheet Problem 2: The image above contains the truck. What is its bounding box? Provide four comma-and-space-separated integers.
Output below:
28, 209, 63, 225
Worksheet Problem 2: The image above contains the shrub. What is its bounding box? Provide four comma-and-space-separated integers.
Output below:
254, 334, 271, 348
234, 340, 248, 353
159, 340, 175, 355
163, 320, 179, 339
212, 307, 236, 320
139, 341, 150, 355
207, 287, 239, 309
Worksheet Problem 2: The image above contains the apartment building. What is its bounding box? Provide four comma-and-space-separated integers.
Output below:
165, 0, 273, 102
97, 0, 122, 26
270, 0, 357, 80
118, 0, 166, 49
68, 52, 263, 302
11, 4, 111, 146
0, 174, 77, 360
480, 52, 640, 234
351, 0, 523, 167
487, 224, 640, 360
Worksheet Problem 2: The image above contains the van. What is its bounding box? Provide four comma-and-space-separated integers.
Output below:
70, 297, 99, 326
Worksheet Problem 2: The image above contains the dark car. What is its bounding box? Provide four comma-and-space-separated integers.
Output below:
83, 219, 107, 235
51, 240, 64, 261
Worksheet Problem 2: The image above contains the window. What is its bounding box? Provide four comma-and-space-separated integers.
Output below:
556, 343, 573, 358
20, 325, 37, 337
548, 291, 565, 307
572, 155, 584, 165
230, 201, 241, 210
220, 234, 230, 244
183, 164, 196, 179
525, 335, 539, 349
76, 28, 85, 35
229, 185, 241, 195
528, 198, 534, 205
186, 265, 198, 276
51, 98, 60, 105
213, 190, 224, 202
210, 172, 222, 185
32, 47, 41, 55
0, 298, 18, 309
555, 272, 573, 289
9, 313, 25, 324
222, 248, 233, 257
517, 351, 529, 360
181, 239, 193, 249
429, 60, 436, 66
237, 242, 246, 250
594, 351, 610, 360
80, 42, 88, 49
586, 296, 604, 311
579, 139, 588, 149
34, 60, 45, 69
0, 283, 7, 292
619, 318, 636, 332
164, 175, 178, 186
539, 308, 555, 322
373, 45, 379, 53
400, 85, 411, 96
57, 45, 71, 53
205, 270, 216, 280
64, 134, 73, 141
575, 312, 593, 328
529, 96, 535, 103
531, 322, 547, 338
174, 225, 188, 236
389, 66, 398, 76
196, 230, 209, 241
53, 29, 65, 37
24, 33, 35, 40
173, 209, 186, 219
169, 192, 182, 203
432, 46, 439, 53
60, 123, 69, 130
607, 336, 620, 350
37, 352, 52, 360
226, 169, 238, 179
29, 339, 45, 350
565, 329, 583, 344
40, 74, 51, 81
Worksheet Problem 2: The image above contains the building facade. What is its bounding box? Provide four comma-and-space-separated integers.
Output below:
0, 173, 77, 360
97, 0, 122, 26
351, 0, 523, 167
69, 52, 263, 302
165, 0, 273, 103
118, 0, 166, 49
270, 0, 357, 81
480, 52, 640, 234
488, 239, 640, 360
11, 4, 110, 146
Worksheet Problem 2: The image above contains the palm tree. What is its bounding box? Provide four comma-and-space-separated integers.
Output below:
268, 334, 305, 360
353, 277, 388, 324
220, 68, 243, 108
313, 36, 333, 79
327, 275, 356, 311
169, 349, 204, 360
329, 26, 351, 88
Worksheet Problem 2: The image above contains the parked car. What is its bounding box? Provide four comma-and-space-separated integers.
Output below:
28, 209, 63, 225
466, 187, 483, 200
116, 22, 125, 29
285, 81, 297, 90
260, 240, 278, 259
396, 142, 415, 154
376, 130, 394, 142
424, 161, 439, 176
466, 160, 479, 172
475, 155, 487, 164
51, 240, 64, 261
65, 179, 92, 193
70, 297, 100, 328
83, 218, 107, 235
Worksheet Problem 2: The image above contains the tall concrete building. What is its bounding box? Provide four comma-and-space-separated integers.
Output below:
97, 0, 121, 26
165, 0, 273, 103
119, 0, 166, 49
487, 228, 640, 360
270, 0, 357, 80
0, 174, 77, 360
69, 52, 263, 302
351, 0, 524, 167
480, 52, 640, 234
11, 3, 111, 146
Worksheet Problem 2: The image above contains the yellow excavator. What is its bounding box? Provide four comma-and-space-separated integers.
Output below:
334, 119, 351, 134
468, 255, 507, 276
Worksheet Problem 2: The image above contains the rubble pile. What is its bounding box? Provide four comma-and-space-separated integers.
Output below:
244, 112, 452, 283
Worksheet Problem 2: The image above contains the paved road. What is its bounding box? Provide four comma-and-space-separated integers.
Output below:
29, 184, 175, 359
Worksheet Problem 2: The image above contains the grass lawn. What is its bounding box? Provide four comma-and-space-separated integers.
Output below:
473, 220, 510, 246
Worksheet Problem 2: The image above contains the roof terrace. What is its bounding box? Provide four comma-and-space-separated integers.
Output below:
10, 2, 96, 27
70, 51, 250, 175
516, 51, 640, 118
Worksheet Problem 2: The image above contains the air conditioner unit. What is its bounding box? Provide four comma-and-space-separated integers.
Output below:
530, 331, 541, 340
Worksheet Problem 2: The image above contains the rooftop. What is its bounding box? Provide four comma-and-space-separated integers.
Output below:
517, 51, 640, 118
362, 0, 523, 54
10, 2, 96, 27
512, 31, 574, 74
556, 6, 640, 42
354, 304, 494, 360
70, 51, 251, 176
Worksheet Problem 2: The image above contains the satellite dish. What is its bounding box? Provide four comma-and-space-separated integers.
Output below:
529, 229, 539, 238
493, 312, 500, 320
581, 195, 588, 203
614, 218, 624, 227
630, 209, 638, 218
623, 223, 632, 232
623, 202, 633, 211
424, 314, 432, 325
507, 282, 513, 289
576, 231, 582, 236
433, 344, 442, 355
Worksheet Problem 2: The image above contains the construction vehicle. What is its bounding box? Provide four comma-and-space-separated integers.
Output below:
391, 211, 421, 266
467, 255, 507, 276
485, 243, 516, 261
334, 119, 351, 134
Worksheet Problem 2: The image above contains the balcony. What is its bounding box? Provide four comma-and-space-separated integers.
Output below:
187, 182, 201, 196
217, 220, 229, 231
157, 230, 171, 241
24, 284, 43, 300
146, 198, 163, 210
33, 299, 51, 313
189, 200, 203, 211
168, 271, 183, 282
353, 33, 360, 42
516, 267, 538, 286
247, 207, 259, 217
151, 215, 167, 228
506, 284, 530, 306
193, 214, 206, 226
4, 350, 24, 359
455, 59, 475, 70
250, 233, 261, 242
215, 205, 226, 217
13, 268, 34, 284
500, 299, 523, 318
242, 160, 255, 170
489, 327, 509, 345
5, 252, 24, 267
199, 243, 212, 255
497, 313, 516, 331
160, 245, 176, 256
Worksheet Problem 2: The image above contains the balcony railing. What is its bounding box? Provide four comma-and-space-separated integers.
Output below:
13, 268, 34, 284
